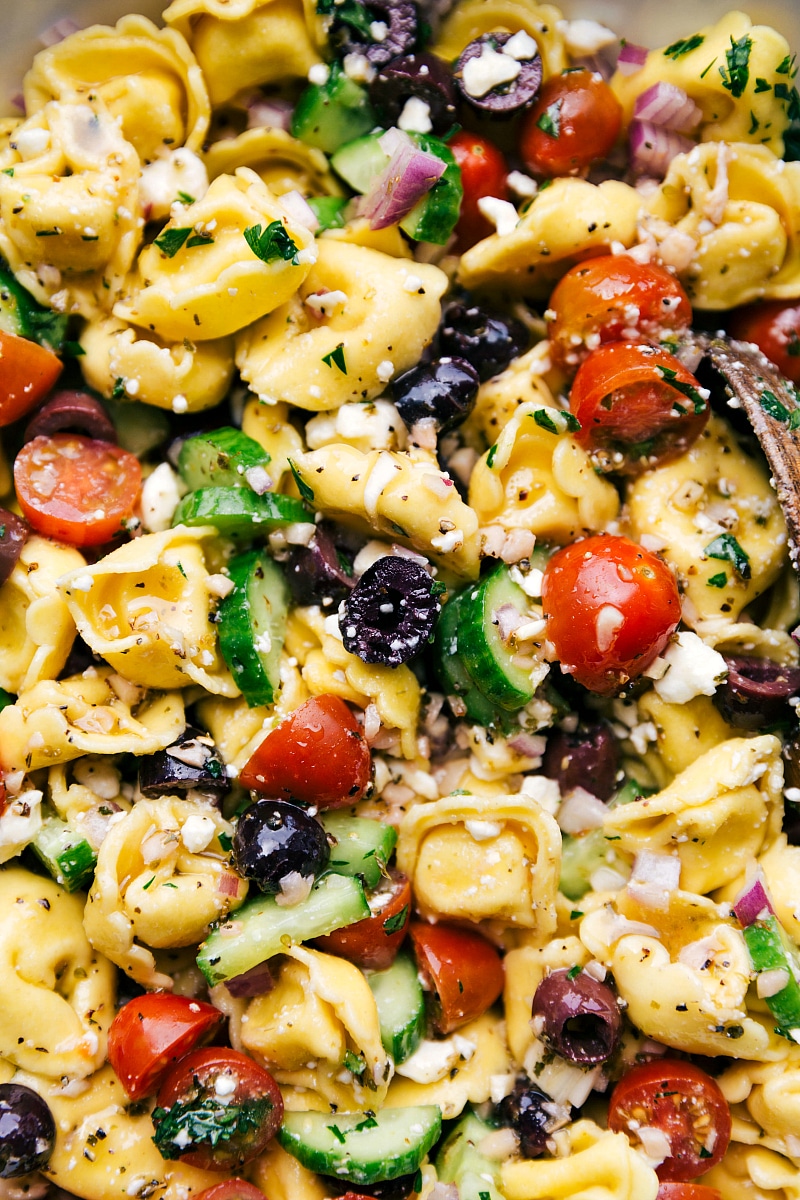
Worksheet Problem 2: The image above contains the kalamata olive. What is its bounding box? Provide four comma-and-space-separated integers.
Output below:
0, 507, 29, 588
329, 0, 419, 67
532, 968, 622, 1064
783, 727, 800, 844
438, 302, 528, 382
455, 32, 543, 116
542, 722, 619, 802
139, 726, 229, 801
23, 389, 117, 444
321, 1173, 418, 1200
285, 523, 355, 608
392, 356, 479, 434
340, 555, 441, 666
497, 1078, 557, 1158
369, 52, 457, 136
712, 655, 800, 730
232, 800, 330, 894
0, 1084, 56, 1178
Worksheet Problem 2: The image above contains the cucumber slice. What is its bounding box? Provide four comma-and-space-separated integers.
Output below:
278, 1105, 442, 1185
433, 589, 512, 729
400, 134, 462, 246
177, 427, 271, 491
368, 951, 425, 1063
173, 487, 307, 538
458, 564, 536, 711
307, 195, 348, 232
291, 65, 377, 154
197, 872, 369, 985
0, 265, 68, 350
436, 1111, 504, 1200
743, 914, 800, 1038
559, 828, 630, 902
104, 398, 170, 457
319, 812, 397, 889
31, 813, 96, 893
218, 550, 288, 707
331, 131, 389, 193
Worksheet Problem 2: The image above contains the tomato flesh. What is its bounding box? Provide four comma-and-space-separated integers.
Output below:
0, 330, 62, 427
519, 70, 622, 177
108, 993, 223, 1102
448, 131, 509, 250
729, 300, 800, 385
657, 1185, 723, 1200
240, 694, 371, 808
409, 921, 504, 1034
154, 1048, 283, 1172
548, 256, 692, 371
14, 433, 142, 547
541, 534, 681, 695
314, 869, 411, 970
608, 1060, 731, 1181
193, 1182, 266, 1200
570, 341, 710, 475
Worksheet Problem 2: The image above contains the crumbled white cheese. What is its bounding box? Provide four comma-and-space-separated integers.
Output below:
139, 148, 209, 222
594, 605, 624, 652
214, 1073, 237, 1097
73, 758, 121, 800
477, 196, 519, 237
376, 359, 395, 383
181, 814, 217, 854
431, 528, 464, 553
510, 564, 544, 598
172, 393, 189, 414
141, 462, 182, 533
461, 44, 520, 98
13, 127, 51, 160
652, 632, 728, 704
308, 62, 330, 86
0, 789, 43, 862
465, 818, 503, 841
398, 96, 433, 134
70, 573, 95, 593
402, 273, 425, 293
557, 18, 618, 56
304, 289, 348, 316
343, 52, 375, 83
294, 246, 318, 266
507, 170, 538, 198
502, 29, 539, 60
395, 1035, 476, 1084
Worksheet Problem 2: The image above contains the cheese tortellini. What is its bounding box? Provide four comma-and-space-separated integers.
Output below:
501, 1120, 659, 1200
0, 535, 83, 694
204, 127, 342, 199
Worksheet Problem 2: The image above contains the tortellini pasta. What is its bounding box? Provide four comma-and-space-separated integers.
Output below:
432, 0, 567, 76
501, 1120, 659, 1200
468, 401, 620, 544
235, 240, 447, 411
636, 691, 738, 779
396, 791, 561, 933
705, 1142, 800, 1200
22, 14, 209, 162
58, 525, 237, 694
464, 341, 561, 448
204, 127, 341, 199
250, 1141, 329, 1200
84, 796, 246, 988
242, 397, 305, 489
0, 867, 115, 1079
0, 535, 83, 695
114, 168, 315, 341
720, 1055, 800, 1158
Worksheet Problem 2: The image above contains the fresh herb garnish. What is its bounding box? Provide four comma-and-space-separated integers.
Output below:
287, 458, 315, 504
383, 904, 409, 935
570, 910, 584, 920
567, 965, 582, 980
532, 408, 581, 434
327, 1124, 346, 1144
344, 1051, 366, 1076
322, 342, 347, 374
777, 54, 797, 76
536, 99, 563, 138
759, 389, 797, 424
659, 365, 708, 413
112, 377, 126, 400
749, 110, 760, 134
1, 168, 13, 176
177, 191, 195, 204
142, 876, 156, 891
244, 220, 300, 265
719, 34, 753, 99
186, 231, 214, 248
354, 1112, 378, 1130
700, 58, 718, 79
754, 77, 773, 92
154, 226, 192, 257
431, 579, 447, 597
152, 1088, 271, 1160
707, 572, 728, 588
218, 832, 232, 852
664, 33, 705, 60
486, 443, 498, 468
316, 0, 373, 38
705, 532, 751, 580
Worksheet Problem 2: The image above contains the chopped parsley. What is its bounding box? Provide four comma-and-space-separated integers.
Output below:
570, 910, 584, 920
112, 377, 126, 400
287, 458, 315, 505
383, 904, 409, 934
322, 342, 347, 374
486, 443, 498, 468
777, 54, 797, 76
774, 83, 800, 121
354, 1112, 378, 1131
536, 99, 563, 138
567, 965, 582, 980
532, 408, 581, 434
343, 1051, 366, 1076
142, 876, 156, 891
707, 572, 728, 588
152, 1088, 272, 1160
749, 110, 760, 134
244, 220, 300, 265
658, 365, 708, 413
759, 389, 800, 426
316, 0, 373, 38
186, 231, 214, 248
1, 168, 13, 176
177, 191, 195, 204
664, 33, 705, 60
754, 77, 773, 93
705, 532, 751, 580
719, 34, 753, 99
218, 832, 232, 852
700, 58, 718, 80
327, 1124, 346, 1144
153, 227, 193, 257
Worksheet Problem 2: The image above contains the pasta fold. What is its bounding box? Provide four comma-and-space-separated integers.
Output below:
501, 1119, 659, 1200
0, 535, 83, 694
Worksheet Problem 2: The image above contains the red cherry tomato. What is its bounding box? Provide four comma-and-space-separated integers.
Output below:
14, 433, 142, 547
449, 130, 509, 250
154, 1048, 283, 1172
0, 330, 62, 427
409, 922, 504, 1035
107, 993, 223, 1102
541, 534, 680, 695
729, 300, 800, 385
338, 1195, 381, 1200
239, 694, 371, 809
657, 1186, 723, 1200
570, 341, 710, 475
609, 1060, 731, 1181
548, 256, 693, 371
314, 869, 411, 969
519, 70, 622, 177
193, 1181, 265, 1200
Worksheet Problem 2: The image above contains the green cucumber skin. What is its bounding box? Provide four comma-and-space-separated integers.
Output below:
278, 1105, 442, 1185
197, 873, 369, 985
433, 590, 512, 729
218, 550, 288, 707
744, 916, 800, 1035
31, 816, 97, 893
291, 67, 377, 154
178, 428, 271, 491
331, 132, 390, 192
458, 565, 535, 710
0, 266, 68, 349
436, 1112, 504, 1200
105, 399, 170, 458
367, 951, 425, 1063
319, 812, 397, 889
307, 196, 348, 231
172, 486, 307, 537
400, 135, 463, 246
559, 828, 630, 902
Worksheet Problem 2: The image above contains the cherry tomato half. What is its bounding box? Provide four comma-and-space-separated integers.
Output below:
193, 1181, 266, 1200
541, 534, 681, 695
729, 300, 800, 385
608, 1060, 731, 1182
519, 70, 622, 177
108, 993, 223, 1101
239, 694, 371, 809
657, 1185, 723, 1200
570, 341, 710, 475
14, 433, 142, 547
409, 922, 504, 1035
153, 1048, 283, 1172
315, 869, 411, 970
449, 131, 509, 251
548, 256, 692, 372
0, 330, 62, 427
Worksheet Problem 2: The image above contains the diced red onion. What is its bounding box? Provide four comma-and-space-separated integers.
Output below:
627, 850, 681, 910
494, 602, 527, 643
246, 95, 294, 132
81, 802, 123, 850
617, 42, 648, 74
279, 189, 319, 232
39, 16, 80, 46
733, 877, 774, 927
10, 94, 25, 115
225, 961, 276, 998
507, 731, 547, 758
217, 872, 241, 897
359, 130, 446, 231
428, 1186, 459, 1200
629, 119, 693, 178
634, 82, 702, 133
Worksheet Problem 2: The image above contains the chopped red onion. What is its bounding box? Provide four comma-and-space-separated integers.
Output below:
225, 961, 276, 998
359, 129, 446, 230
494, 602, 527, 643
279, 189, 319, 232
428, 1186, 459, 1200
733, 877, 774, 927
39, 16, 80, 46
629, 119, 693, 178
507, 731, 547, 758
634, 82, 702, 133
617, 42, 648, 74
246, 95, 294, 132
10, 94, 25, 115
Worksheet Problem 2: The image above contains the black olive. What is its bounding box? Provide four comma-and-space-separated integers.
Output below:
0, 507, 29, 589
542, 722, 619, 802
438, 302, 528, 381
497, 1078, 556, 1158
712, 655, 800, 730
139, 726, 229, 801
532, 968, 622, 1064
0, 1084, 56, 1178
329, 0, 419, 67
392, 356, 479, 434
340, 555, 441, 667
24, 390, 117, 444
233, 800, 330, 894
369, 52, 457, 136
285, 523, 355, 608
321, 1173, 418, 1199
784, 727, 800, 844
455, 32, 543, 116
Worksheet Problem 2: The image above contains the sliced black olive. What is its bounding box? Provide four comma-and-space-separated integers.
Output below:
138, 725, 229, 800
0, 1084, 56, 1178
340, 555, 441, 666
392, 356, 479, 434
532, 968, 622, 1064
0, 507, 29, 588
784, 727, 800, 844
285, 522, 355, 608
455, 32, 542, 116
438, 301, 528, 381
321, 1173, 418, 1200
232, 800, 330, 894
329, 0, 419, 68
542, 722, 619, 802
712, 655, 800, 730
23, 389, 117, 444
497, 1077, 558, 1158
369, 51, 457, 135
